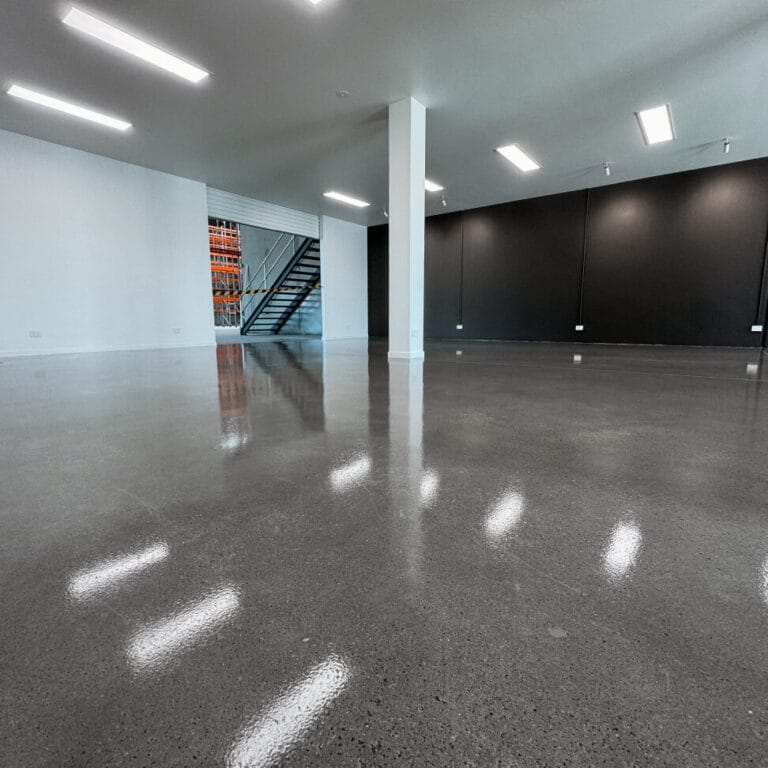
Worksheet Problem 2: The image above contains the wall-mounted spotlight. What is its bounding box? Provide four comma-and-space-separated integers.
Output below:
604, 162, 611, 177
723, 137, 731, 155
441, 195, 447, 208
382, 208, 389, 218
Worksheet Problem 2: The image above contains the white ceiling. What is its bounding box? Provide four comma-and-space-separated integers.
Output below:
1, 0, 767, 226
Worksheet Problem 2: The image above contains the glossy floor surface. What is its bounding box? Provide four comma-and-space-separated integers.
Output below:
2, 340, 768, 767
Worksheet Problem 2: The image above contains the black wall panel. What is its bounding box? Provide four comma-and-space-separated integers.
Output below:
461, 191, 587, 341
425, 211, 464, 339
367, 224, 388, 337
368, 213, 464, 338
367, 158, 768, 347
582, 159, 768, 346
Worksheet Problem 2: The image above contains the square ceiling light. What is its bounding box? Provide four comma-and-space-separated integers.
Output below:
636, 104, 675, 145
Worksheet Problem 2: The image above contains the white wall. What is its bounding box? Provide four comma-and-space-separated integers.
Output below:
320, 215, 368, 341
207, 188, 319, 240
0, 129, 214, 356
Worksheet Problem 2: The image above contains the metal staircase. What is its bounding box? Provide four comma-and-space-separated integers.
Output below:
240, 237, 321, 335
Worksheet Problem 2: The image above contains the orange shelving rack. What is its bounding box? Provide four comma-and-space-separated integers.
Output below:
209, 220, 242, 327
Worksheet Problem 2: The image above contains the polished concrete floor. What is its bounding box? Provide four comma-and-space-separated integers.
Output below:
1, 339, 767, 767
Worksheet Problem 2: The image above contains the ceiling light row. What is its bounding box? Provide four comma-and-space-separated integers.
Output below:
6, 6, 211, 132
494, 105, 674, 175
326, 103, 678, 210
324, 180, 445, 209
6, 6, 680, 213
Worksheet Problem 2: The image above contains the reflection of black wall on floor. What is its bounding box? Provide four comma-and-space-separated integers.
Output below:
368, 157, 768, 346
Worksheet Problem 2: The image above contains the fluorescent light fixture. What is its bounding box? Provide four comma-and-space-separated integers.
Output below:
127, 586, 240, 672
68, 543, 169, 600
226, 654, 350, 768
636, 104, 675, 145
307, 0, 325, 4
496, 143, 541, 172
62, 7, 209, 84
323, 191, 370, 208
7, 84, 131, 131
425, 179, 444, 192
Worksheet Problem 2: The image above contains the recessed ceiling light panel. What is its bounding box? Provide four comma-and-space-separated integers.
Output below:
7, 84, 131, 131
323, 191, 370, 208
636, 104, 675, 145
496, 143, 541, 172
425, 179, 444, 192
62, 7, 209, 84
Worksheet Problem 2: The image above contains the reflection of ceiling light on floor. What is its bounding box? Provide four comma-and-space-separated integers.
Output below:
420, 470, 439, 504
603, 522, 641, 580
219, 424, 250, 453
127, 586, 240, 672
68, 542, 169, 600
226, 654, 351, 768
485, 491, 524, 541
329, 454, 371, 491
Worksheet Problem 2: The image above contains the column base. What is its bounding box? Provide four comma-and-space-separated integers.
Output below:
388, 351, 425, 361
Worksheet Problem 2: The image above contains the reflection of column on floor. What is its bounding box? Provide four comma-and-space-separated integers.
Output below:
216, 345, 250, 452
388, 359, 424, 595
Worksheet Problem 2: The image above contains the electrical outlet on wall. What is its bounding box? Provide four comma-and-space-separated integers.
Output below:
751, 325, 763, 333
456, 324, 464, 330
172, 328, 181, 335
575, 325, 584, 332
29, 330, 41, 338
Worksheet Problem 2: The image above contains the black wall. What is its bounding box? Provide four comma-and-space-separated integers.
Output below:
368, 157, 768, 346
368, 224, 389, 338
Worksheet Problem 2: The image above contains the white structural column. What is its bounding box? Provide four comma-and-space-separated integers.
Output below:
388, 97, 426, 360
